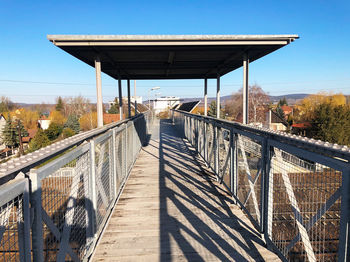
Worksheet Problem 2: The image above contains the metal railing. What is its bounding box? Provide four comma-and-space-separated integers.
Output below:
173, 109, 350, 262
0, 111, 153, 261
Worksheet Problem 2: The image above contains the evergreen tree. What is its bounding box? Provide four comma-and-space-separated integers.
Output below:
278, 97, 288, 106
64, 114, 80, 134
62, 128, 75, 138
108, 98, 120, 114
2, 114, 16, 147
45, 122, 63, 140
29, 129, 50, 152
275, 105, 285, 120
208, 101, 217, 117
15, 120, 28, 144
208, 101, 225, 118
56, 96, 64, 112
1, 117, 28, 148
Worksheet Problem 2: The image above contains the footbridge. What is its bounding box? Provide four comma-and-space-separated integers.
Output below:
0, 35, 349, 261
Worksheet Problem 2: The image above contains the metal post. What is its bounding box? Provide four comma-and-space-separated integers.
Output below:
264, 144, 274, 240
230, 130, 237, 204
260, 138, 268, 233
214, 125, 219, 179
89, 140, 97, 237
134, 80, 137, 116
22, 180, 31, 262
338, 168, 350, 260
30, 172, 44, 262
112, 129, 118, 199
243, 53, 249, 125
118, 77, 123, 120
216, 73, 220, 119
127, 79, 131, 118
204, 78, 208, 116
95, 57, 103, 127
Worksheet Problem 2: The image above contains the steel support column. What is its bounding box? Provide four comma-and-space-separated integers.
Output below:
216, 74, 220, 119
127, 79, 131, 118
204, 78, 208, 116
243, 53, 249, 124
95, 57, 103, 127
118, 77, 123, 120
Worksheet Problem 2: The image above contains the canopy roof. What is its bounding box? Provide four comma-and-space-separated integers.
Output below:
47, 34, 298, 80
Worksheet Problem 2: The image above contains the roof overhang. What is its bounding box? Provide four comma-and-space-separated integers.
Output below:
47, 34, 298, 80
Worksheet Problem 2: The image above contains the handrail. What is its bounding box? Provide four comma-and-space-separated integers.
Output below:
173, 109, 350, 261
0, 112, 150, 185
173, 109, 350, 161
0, 110, 154, 261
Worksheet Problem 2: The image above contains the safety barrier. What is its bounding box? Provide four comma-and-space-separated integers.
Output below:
173, 110, 350, 262
0, 111, 153, 261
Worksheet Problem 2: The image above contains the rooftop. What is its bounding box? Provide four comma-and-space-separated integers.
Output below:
47, 34, 298, 80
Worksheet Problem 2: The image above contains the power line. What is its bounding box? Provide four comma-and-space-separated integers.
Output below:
1, 78, 350, 88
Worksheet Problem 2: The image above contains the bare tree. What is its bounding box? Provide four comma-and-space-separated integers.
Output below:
225, 84, 270, 124
62, 96, 91, 117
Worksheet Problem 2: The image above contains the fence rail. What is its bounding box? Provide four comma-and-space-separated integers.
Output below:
0, 111, 153, 262
173, 109, 350, 262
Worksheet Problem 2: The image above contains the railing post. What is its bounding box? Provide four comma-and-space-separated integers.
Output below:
204, 121, 207, 162
263, 142, 274, 242
89, 140, 97, 238
112, 129, 118, 199
214, 125, 219, 179
30, 171, 44, 262
196, 119, 200, 153
124, 124, 128, 177
260, 138, 268, 233
338, 168, 350, 261
230, 129, 237, 204
22, 179, 31, 262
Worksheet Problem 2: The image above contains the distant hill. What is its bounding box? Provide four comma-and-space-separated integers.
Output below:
269, 94, 309, 104
181, 94, 309, 105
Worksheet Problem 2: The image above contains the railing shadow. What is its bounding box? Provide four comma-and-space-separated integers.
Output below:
158, 119, 269, 261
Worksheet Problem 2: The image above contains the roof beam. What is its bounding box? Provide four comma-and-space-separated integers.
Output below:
53, 40, 289, 46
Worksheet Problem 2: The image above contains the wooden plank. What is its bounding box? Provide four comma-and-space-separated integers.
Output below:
92, 120, 280, 262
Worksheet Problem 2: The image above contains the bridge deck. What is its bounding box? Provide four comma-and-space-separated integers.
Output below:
92, 119, 280, 261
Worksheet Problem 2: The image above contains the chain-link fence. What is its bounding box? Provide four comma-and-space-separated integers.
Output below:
173, 110, 350, 262
0, 111, 153, 262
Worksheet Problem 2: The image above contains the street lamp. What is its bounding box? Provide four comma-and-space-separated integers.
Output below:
148, 86, 160, 109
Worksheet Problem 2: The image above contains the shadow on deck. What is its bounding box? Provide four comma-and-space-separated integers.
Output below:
92, 119, 280, 261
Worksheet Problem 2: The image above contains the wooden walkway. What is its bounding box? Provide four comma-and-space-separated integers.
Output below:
92, 119, 280, 261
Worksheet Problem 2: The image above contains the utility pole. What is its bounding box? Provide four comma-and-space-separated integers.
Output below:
17, 120, 24, 156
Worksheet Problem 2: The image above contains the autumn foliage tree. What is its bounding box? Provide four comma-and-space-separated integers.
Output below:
49, 110, 66, 125
79, 112, 97, 131
294, 92, 346, 122
13, 108, 39, 130
295, 93, 350, 146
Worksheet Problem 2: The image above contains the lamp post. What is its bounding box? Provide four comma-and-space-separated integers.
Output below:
148, 86, 160, 109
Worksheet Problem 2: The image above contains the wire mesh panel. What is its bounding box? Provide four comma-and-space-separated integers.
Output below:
207, 123, 215, 168
198, 120, 205, 158
172, 110, 350, 262
268, 146, 343, 261
0, 179, 30, 262
94, 134, 114, 233
34, 145, 92, 261
127, 123, 134, 172
236, 135, 263, 227
114, 128, 125, 192
218, 127, 231, 189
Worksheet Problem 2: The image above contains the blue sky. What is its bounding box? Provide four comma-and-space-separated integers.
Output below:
0, 0, 349, 103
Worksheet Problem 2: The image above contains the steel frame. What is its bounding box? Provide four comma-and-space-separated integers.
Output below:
173, 109, 350, 262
